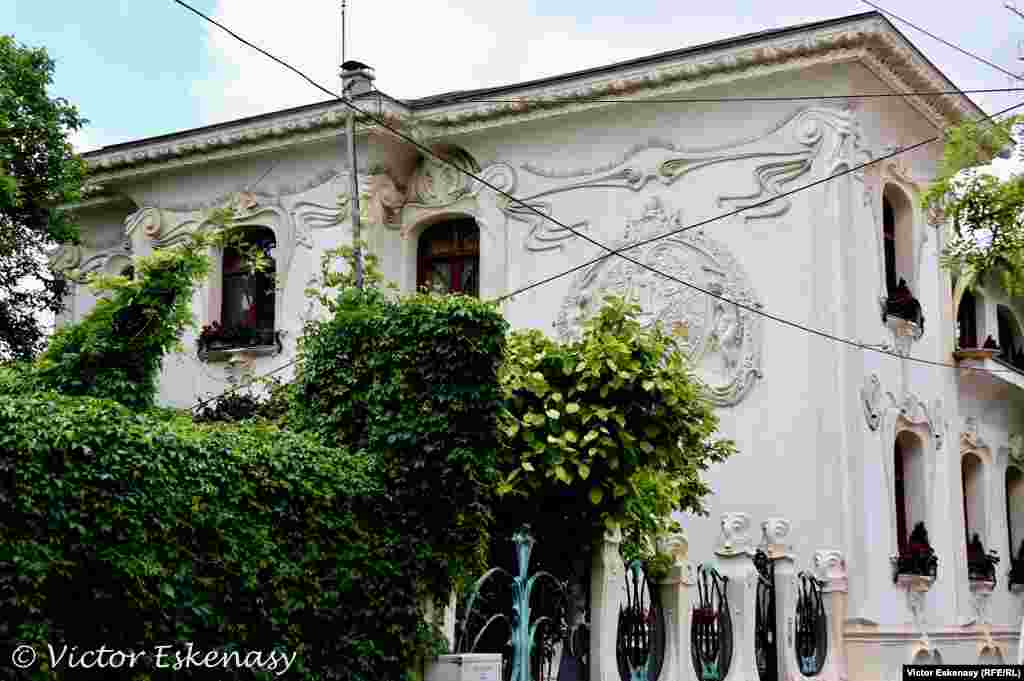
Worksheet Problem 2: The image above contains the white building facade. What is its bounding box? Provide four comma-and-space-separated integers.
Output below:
56, 11, 1024, 678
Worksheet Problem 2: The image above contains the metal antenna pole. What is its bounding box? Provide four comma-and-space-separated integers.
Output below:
340, 0, 364, 289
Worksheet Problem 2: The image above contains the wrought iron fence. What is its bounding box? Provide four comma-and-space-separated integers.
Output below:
794, 571, 828, 677
691, 564, 731, 681
454, 526, 586, 681
616, 560, 665, 681
753, 550, 777, 681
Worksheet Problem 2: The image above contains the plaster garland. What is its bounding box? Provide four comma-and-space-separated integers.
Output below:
555, 197, 764, 407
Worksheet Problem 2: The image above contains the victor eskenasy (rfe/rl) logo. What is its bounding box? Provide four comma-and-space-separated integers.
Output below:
11, 643, 298, 676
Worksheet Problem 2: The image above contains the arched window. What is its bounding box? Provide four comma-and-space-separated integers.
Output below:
958, 290, 978, 349
997, 305, 1024, 369
1007, 467, 1024, 564
962, 453, 986, 545
895, 431, 926, 551
895, 437, 908, 555
417, 218, 480, 296
222, 227, 276, 338
882, 185, 914, 297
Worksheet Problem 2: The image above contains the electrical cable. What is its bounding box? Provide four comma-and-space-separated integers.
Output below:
861, 0, 1024, 84
174, 0, 1024, 412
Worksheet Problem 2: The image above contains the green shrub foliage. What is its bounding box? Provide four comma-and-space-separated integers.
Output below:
3, 284, 508, 680
290, 289, 508, 599
0, 392, 395, 681
496, 295, 735, 564
31, 237, 211, 409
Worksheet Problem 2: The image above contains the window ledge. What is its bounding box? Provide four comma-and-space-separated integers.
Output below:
953, 348, 1000, 362
957, 355, 1024, 393
895, 573, 935, 592
198, 332, 282, 363
969, 579, 996, 594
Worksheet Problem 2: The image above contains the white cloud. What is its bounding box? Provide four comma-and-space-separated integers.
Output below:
192, 0, 836, 126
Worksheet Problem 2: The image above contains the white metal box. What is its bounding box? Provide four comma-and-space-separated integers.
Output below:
424, 653, 502, 681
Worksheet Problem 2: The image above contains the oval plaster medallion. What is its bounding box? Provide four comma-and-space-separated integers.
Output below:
554, 198, 763, 406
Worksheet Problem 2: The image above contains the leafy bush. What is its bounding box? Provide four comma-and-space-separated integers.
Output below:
0, 391, 417, 681
31, 237, 211, 409
496, 295, 735, 564
289, 288, 508, 600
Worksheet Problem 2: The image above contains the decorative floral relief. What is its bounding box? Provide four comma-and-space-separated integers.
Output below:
513, 106, 865, 250
556, 197, 763, 406
49, 240, 133, 283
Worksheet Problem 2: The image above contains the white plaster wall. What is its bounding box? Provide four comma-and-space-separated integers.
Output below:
63, 56, 1024, 674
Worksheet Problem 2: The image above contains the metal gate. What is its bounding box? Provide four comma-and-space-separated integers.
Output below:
454, 526, 590, 681
691, 564, 731, 681
794, 571, 827, 677
754, 550, 777, 681
616, 560, 665, 681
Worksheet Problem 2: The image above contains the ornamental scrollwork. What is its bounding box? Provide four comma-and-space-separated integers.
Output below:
516, 106, 865, 252
555, 198, 763, 407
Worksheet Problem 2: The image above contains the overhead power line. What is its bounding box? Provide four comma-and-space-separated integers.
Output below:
174, 0, 1024, 413
861, 0, 1024, 84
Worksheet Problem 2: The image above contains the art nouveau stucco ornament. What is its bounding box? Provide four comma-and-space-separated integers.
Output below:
125, 207, 165, 241
1010, 433, 1024, 466
406, 154, 475, 208
860, 373, 884, 431
813, 550, 848, 593
555, 198, 763, 406
760, 517, 793, 557
48, 243, 83, 274
963, 416, 986, 450
49, 240, 133, 284
519, 106, 864, 252
716, 512, 754, 556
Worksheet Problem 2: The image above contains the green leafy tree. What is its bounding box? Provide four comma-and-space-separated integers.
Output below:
496, 295, 735, 566
0, 35, 87, 360
922, 116, 1024, 296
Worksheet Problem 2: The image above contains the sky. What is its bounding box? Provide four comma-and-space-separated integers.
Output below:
5, 0, 1024, 153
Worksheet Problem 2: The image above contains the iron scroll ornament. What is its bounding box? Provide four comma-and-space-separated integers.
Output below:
754, 550, 777, 681
616, 560, 666, 681
454, 526, 579, 681
794, 571, 828, 677
691, 564, 732, 681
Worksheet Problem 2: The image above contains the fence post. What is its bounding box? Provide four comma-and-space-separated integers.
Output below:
762, 518, 798, 681
813, 550, 849, 681
592, 523, 625, 681
658, 531, 697, 681
715, 512, 759, 681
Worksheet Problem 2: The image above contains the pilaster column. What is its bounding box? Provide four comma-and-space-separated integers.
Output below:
716, 512, 759, 681
658, 531, 697, 681
591, 523, 624, 681
814, 550, 849, 681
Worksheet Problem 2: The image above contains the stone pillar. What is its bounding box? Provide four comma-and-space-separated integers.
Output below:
591, 523, 624, 681
762, 518, 799, 681
716, 512, 759, 681
814, 550, 849, 681
658, 531, 697, 681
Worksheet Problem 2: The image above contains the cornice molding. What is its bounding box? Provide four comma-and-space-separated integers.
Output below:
82, 17, 975, 184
